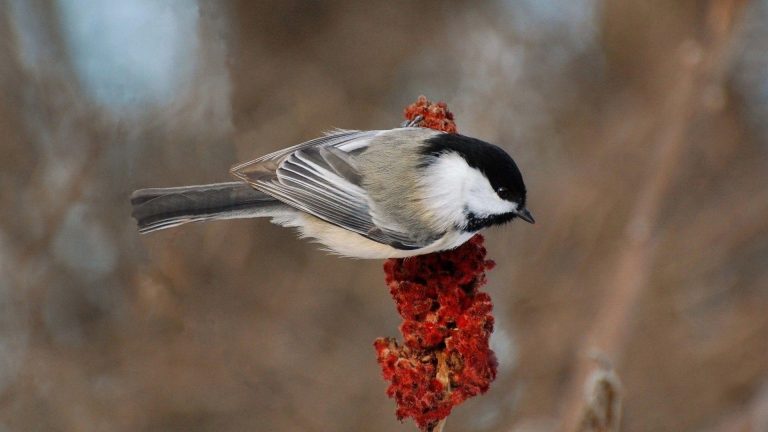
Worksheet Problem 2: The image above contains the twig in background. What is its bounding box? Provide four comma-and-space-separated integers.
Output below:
558, 1, 749, 430
709, 379, 768, 432
575, 354, 622, 432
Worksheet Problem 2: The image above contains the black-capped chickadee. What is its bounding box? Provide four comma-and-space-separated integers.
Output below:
131, 127, 533, 258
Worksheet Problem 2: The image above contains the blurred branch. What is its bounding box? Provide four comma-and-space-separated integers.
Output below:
18, 145, 104, 262
431, 419, 447, 432
430, 353, 450, 432
558, 1, 749, 430
710, 380, 768, 432
575, 356, 622, 432
6, 0, 109, 328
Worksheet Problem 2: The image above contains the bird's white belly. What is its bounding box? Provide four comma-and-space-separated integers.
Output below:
271, 212, 474, 259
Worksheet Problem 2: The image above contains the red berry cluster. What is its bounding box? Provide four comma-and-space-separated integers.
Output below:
375, 96, 498, 431
374, 235, 498, 430
403, 95, 458, 134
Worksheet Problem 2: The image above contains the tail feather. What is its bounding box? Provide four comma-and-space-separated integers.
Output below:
131, 182, 286, 233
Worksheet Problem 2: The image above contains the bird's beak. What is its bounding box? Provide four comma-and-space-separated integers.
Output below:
517, 208, 535, 224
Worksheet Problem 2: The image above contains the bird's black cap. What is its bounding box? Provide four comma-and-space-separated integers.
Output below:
421, 133, 528, 207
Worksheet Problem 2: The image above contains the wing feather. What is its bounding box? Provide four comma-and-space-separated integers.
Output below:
230, 129, 428, 249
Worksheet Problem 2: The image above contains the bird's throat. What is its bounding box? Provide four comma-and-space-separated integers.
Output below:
461, 211, 517, 232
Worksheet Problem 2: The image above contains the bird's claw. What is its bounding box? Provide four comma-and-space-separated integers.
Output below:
401, 115, 424, 128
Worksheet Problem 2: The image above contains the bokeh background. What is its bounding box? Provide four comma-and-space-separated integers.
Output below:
2, 1, 768, 431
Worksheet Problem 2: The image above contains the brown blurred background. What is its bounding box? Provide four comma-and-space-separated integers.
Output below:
2, 1, 768, 431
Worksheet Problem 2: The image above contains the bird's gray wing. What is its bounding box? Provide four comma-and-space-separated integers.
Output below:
230, 130, 430, 250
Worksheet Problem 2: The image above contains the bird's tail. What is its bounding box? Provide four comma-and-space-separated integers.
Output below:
130, 182, 287, 234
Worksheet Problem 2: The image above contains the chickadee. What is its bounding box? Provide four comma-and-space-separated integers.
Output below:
131, 127, 533, 258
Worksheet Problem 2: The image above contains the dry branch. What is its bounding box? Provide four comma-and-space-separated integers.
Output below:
558, 1, 749, 430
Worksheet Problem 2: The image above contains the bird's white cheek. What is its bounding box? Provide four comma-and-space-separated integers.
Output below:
418, 154, 473, 229
464, 169, 517, 217
419, 153, 517, 228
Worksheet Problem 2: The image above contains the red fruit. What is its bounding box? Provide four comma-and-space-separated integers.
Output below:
375, 97, 498, 431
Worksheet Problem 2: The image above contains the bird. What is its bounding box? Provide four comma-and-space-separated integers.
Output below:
130, 127, 533, 259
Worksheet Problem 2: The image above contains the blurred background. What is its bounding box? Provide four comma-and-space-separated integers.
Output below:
1, 0, 767, 431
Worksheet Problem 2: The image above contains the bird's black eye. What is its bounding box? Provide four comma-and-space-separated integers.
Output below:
496, 187, 514, 201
